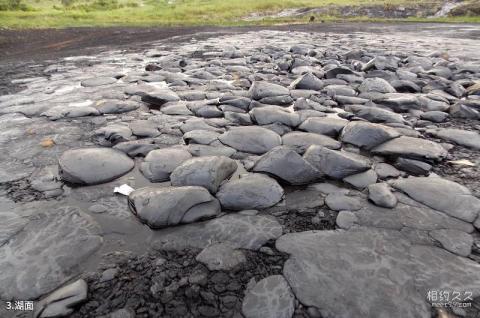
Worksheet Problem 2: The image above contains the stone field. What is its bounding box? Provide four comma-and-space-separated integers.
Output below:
1, 24, 480, 318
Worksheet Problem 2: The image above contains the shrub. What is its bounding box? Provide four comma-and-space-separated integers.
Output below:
0, 0, 29, 11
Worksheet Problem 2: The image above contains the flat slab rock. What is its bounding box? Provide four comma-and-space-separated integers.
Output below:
427, 128, 480, 150
0, 206, 102, 300
149, 214, 282, 251
372, 136, 447, 161
276, 228, 480, 318
59, 148, 134, 185
391, 176, 480, 223
242, 275, 295, 318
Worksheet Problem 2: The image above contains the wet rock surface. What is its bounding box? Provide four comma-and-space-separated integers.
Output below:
1, 24, 480, 318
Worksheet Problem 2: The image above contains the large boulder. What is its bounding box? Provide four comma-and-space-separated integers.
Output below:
219, 126, 282, 154
170, 156, 237, 193
128, 186, 220, 228
216, 174, 284, 210
375, 93, 421, 112
340, 121, 400, 150
242, 275, 295, 318
253, 146, 322, 185
59, 148, 134, 185
391, 176, 480, 222
372, 136, 447, 161
304, 146, 371, 179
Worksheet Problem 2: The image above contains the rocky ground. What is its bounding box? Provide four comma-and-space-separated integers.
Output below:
1, 23, 480, 318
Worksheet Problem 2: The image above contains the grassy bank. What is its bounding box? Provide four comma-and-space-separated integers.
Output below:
0, 0, 479, 29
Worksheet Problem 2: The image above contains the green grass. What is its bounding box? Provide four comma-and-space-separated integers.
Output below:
0, 0, 478, 29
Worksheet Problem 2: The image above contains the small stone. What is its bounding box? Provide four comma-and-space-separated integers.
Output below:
368, 183, 398, 208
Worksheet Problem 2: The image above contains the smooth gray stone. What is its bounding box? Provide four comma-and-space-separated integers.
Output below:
322, 84, 356, 97
219, 126, 282, 154
343, 169, 378, 189
0, 206, 102, 300
391, 79, 421, 93
259, 95, 293, 106
426, 128, 480, 150
141, 89, 180, 107
420, 111, 449, 123
170, 156, 237, 193
368, 183, 398, 208
340, 121, 400, 150
81, 76, 117, 87
140, 148, 192, 182
216, 173, 284, 210
224, 111, 253, 125
192, 105, 223, 118
249, 81, 289, 100
299, 117, 348, 137
391, 177, 480, 222
196, 242, 246, 271
183, 129, 220, 145
161, 102, 194, 115
59, 148, 134, 185
282, 131, 341, 154
429, 229, 473, 257
150, 214, 282, 251
285, 188, 325, 213
128, 186, 219, 228
358, 77, 396, 93
113, 140, 159, 157
335, 211, 358, 229
96, 100, 140, 114
394, 157, 432, 176
250, 106, 300, 127
347, 105, 406, 124
95, 124, 132, 144
375, 93, 421, 112
325, 67, 354, 79
180, 118, 223, 134
325, 193, 363, 211
374, 163, 401, 179
242, 275, 295, 318
41, 105, 100, 120
335, 95, 369, 105
187, 144, 237, 157
304, 146, 371, 179
35, 279, 87, 318
129, 120, 160, 138
450, 102, 480, 119
290, 72, 324, 90
253, 146, 322, 185
372, 136, 447, 161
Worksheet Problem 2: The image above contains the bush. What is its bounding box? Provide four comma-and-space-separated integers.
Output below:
450, 2, 480, 16
0, 0, 29, 11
